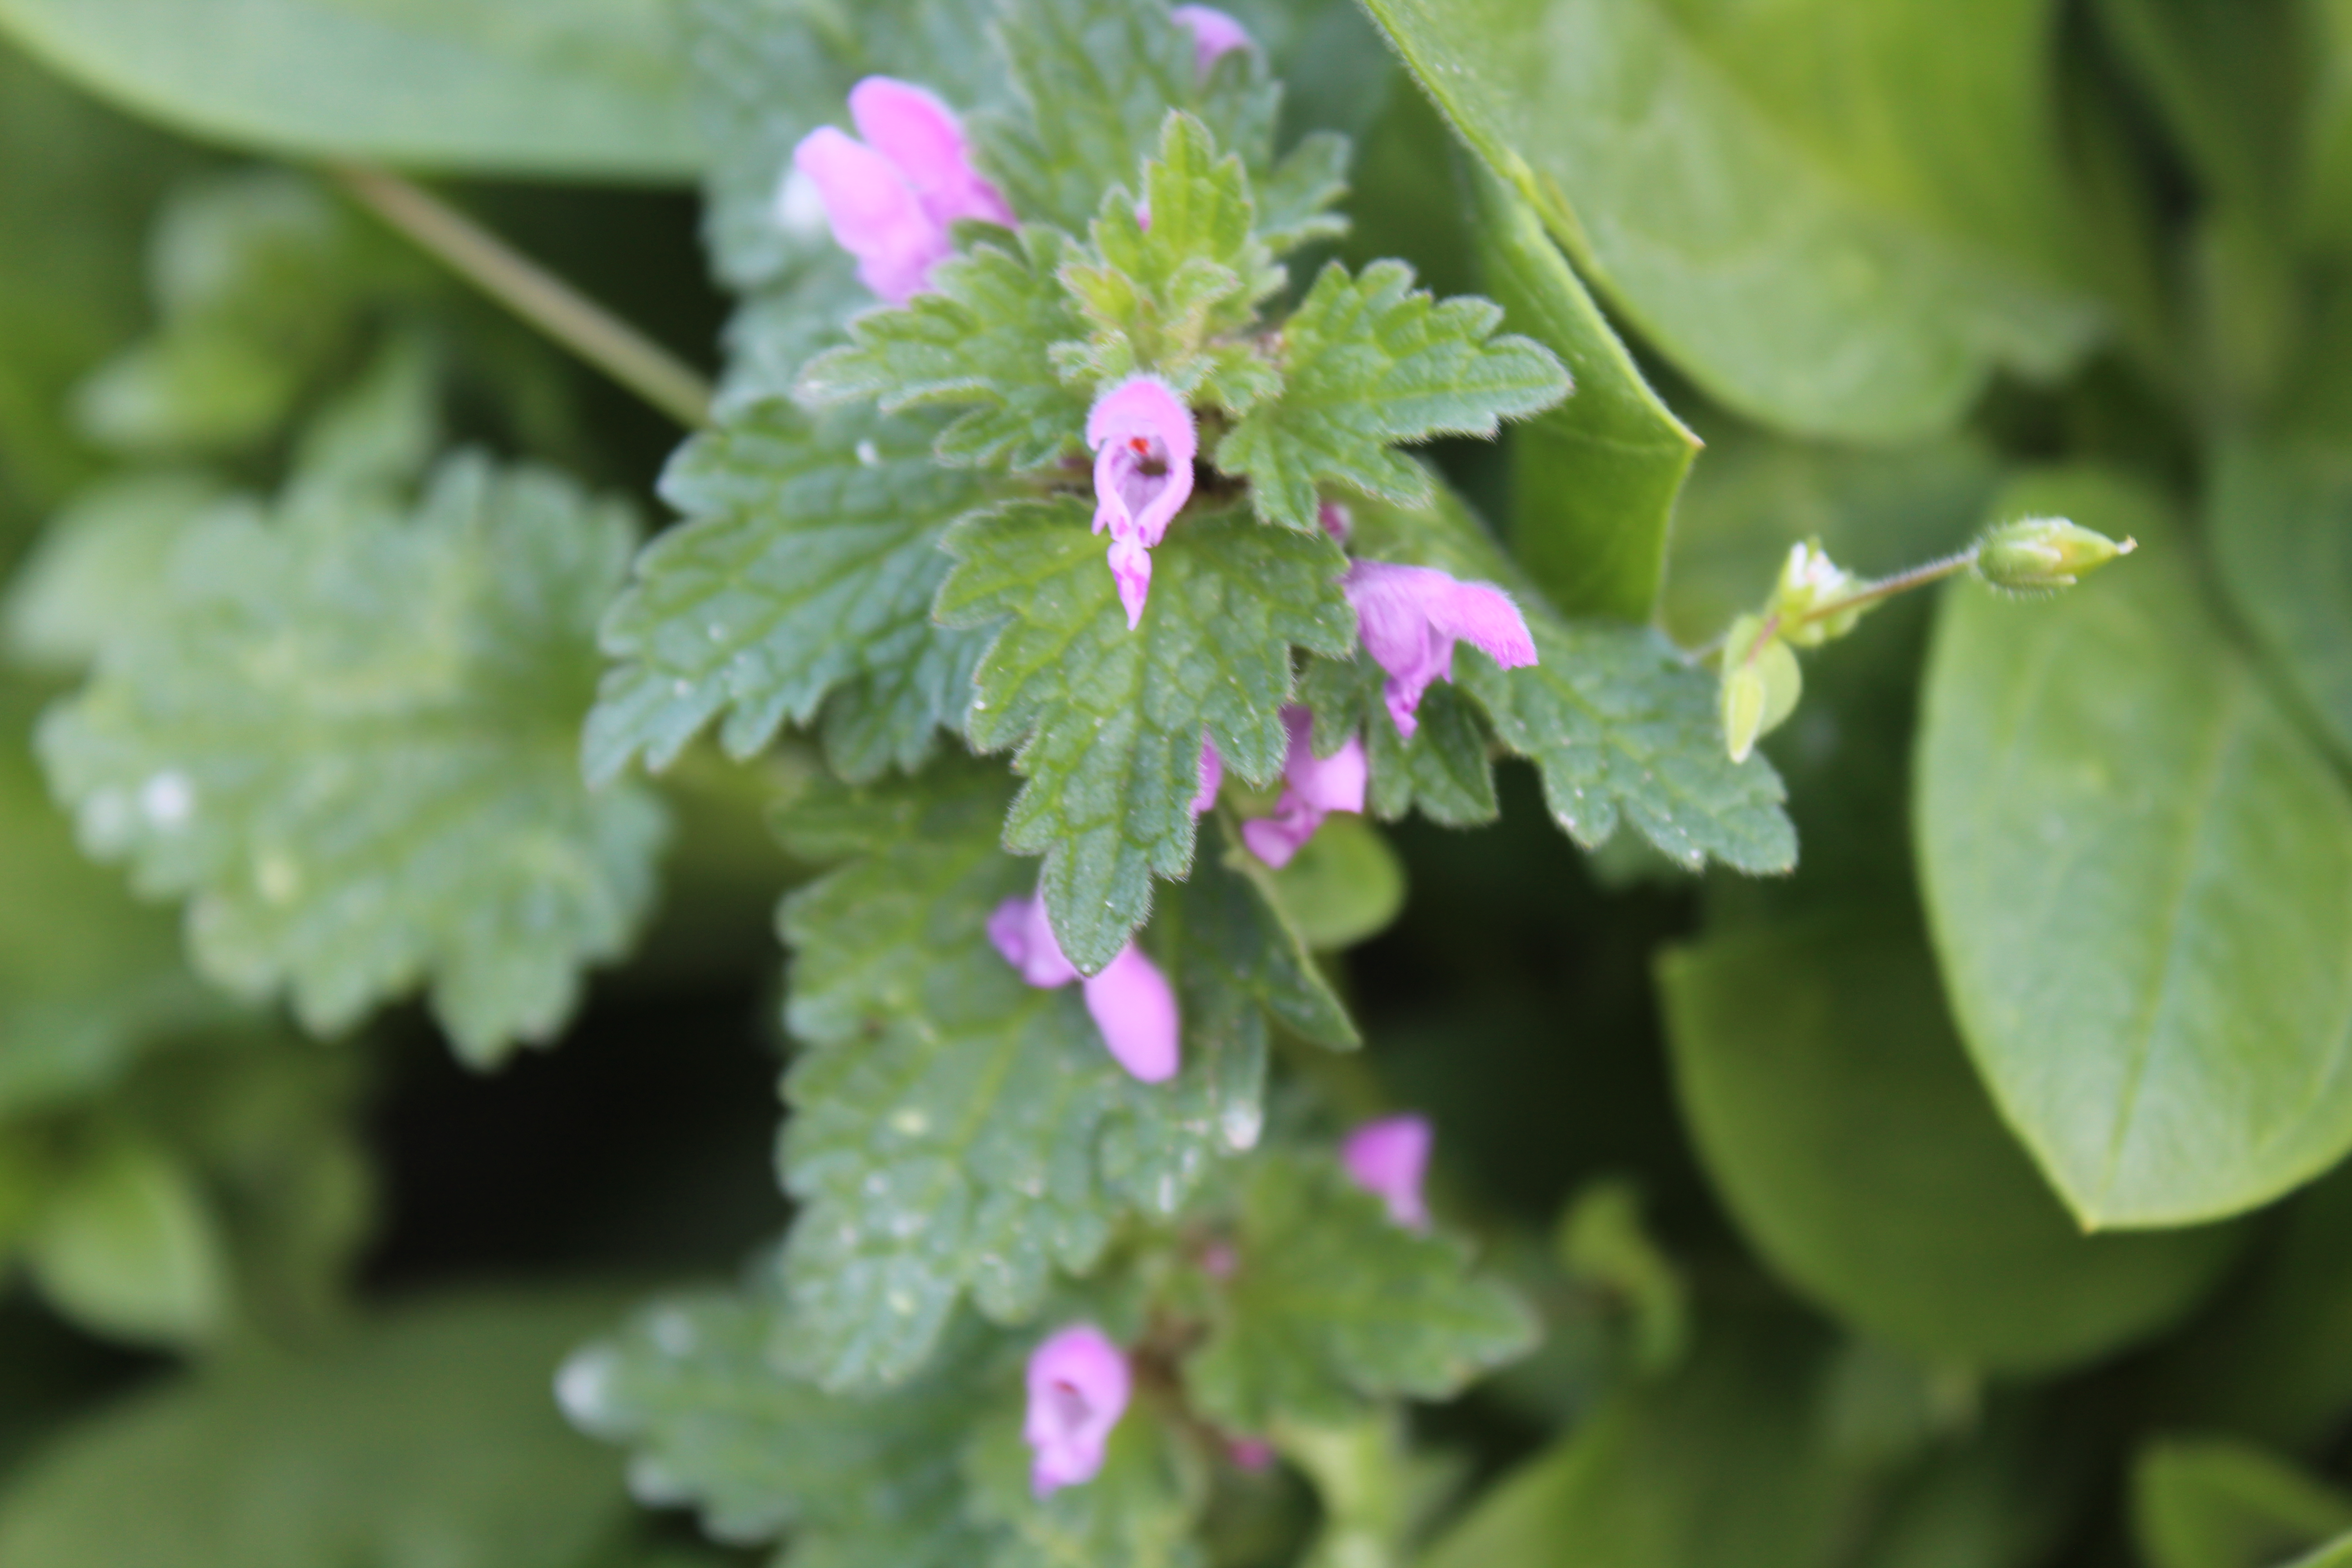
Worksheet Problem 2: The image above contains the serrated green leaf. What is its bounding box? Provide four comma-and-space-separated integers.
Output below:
559, 1286, 997, 1567
771, 759, 1349, 1389
1218, 260, 1568, 533
965, 1400, 1206, 1568
2132, 1437, 2352, 1568
1660, 908, 2242, 1376
938, 497, 1355, 973
1346, 484, 1796, 873
0, 0, 698, 180
1184, 1152, 1534, 1433
587, 402, 993, 786
798, 228, 1094, 472
1055, 111, 1283, 402
38, 454, 669, 1065
1918, 469, 2352, 1227
1298, 652, 1499, 827
1360, 0, 2104, 441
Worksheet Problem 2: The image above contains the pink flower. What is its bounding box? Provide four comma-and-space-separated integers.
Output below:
1318, 500, 1353, 542
1241, 707, 1367, 869
1172, 5, 1254, 76
1228, 1437, 1277, 1471
1086, 377, 1198, 630
789, 77, 1013, 304
1342, 1114, 1433, 1230
1025, 1325, 1131, 1496
1193, 735, 1225, 815
988, 892, 1181, 1083
1344, 561, 1538, 739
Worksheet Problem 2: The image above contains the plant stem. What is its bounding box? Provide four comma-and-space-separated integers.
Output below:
329, 163, 714, 431
1788, 548, 1980, 632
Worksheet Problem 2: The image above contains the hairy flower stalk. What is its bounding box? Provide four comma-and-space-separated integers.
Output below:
1242, 706, 1368, 868
1087, 377, 1199, 628
1025, 1325, 1132, 1495
1342, 1114, 1434, 1230
790, 78, 1012, 304
1344, 562, 1539, 737
990, 892, 1181, 1082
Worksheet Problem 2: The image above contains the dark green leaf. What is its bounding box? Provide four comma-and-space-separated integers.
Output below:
939, 497, 1355, 973
2132, 1437, 2352, 1568
1215, 259, 1568, 533
1918, 469, 2352, 1226
39, 454, 669, 1064
2211, 440, 2352, 768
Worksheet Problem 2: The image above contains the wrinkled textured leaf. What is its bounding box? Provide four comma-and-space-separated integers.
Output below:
0, 0, 698, 179
1920, 469, 2352, 1227
39, 454, 669, 1065
1215, 259, 1568, 533
1359, 0, 2102, 440
773, 760, 1349, 1389
1183, 1152, 1534, 1432
939, 497, 1356, 972
587, 402, 993, 786
1661, 909, 2240, 1375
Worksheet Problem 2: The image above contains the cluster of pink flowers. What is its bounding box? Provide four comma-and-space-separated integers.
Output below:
1024, 1111, 1437, 1495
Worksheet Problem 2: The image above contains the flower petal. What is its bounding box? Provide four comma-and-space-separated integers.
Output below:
1342, 1114, 1433, 1230
790, 126, 947, 304
1192, 735, 1225, 815
988, 893, 1080, 989
1171, 5, 1254, 76
848, 76, 1014, 230
1082, 944, 1181, 1083
1025, 1325, 1132, 1495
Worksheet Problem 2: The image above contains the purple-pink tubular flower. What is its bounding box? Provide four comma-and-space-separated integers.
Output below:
1172, 5, 1254, 75
1193, 735, 1225, 815
1343, 1113, 1434, 1230
988, 893, 1181, 1083
1242, 707, 1367, 869
1344, 561, 1539, 739
1025, 1325, 1132, 1496
1087, 377, 1198, 630
1318, 500, 1353, 542
789, 77, 1012, 304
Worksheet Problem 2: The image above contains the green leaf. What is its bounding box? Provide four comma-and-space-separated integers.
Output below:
1659, 908, 2242, 1375
1262, 812, 1406, 951
1471, 163, 1698, 622
0, 1289, 634, 1568
2211, 441, 2352, 768
2288, 1537, 2352, 1568
2302, 0, 2352, 253
1346, 485, 1797, 873
25, 1129, 230, 1348
1182, 1151, 1535, 1433
798, 227, 1095, 472
39, 453, 669, 1065
1216, 259, 1569, 534
586, 402, 993, 786
1419, 1311, 1861, 1568
938, 497, 1356, 973
964, 1401, 1205, 1568
2132, 1438, 2352, 1568
1298, 651, 1499, 828
558, 1286, 996, 1567
2, 472, 228, 670
1359, 0, 2103, 440
773, 760, 1350, 1389
0, 0, 697, 179
2091, 0, 2306, 231
1917, 468, 2352, 1227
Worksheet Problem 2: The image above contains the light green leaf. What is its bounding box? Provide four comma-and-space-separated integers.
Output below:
2211, 440, 2352, 768
586, 402, 992, 786
1359, 0, 2103, 439
773, 760, 1349, 1389
39, 454, 668, 1065
1660, 908, 2242, 1375
1347, 485, 1797, 873
2288, 1536, 2352, 1568
2, 472, 228, 670
559, 1286, 996, 1567
938, 497, 1356, 973
1216, 259, 1568, 533
25, 1130, 229, 1348
1918, 468, 2352, 1227
1471, 163, 1698, 622
2132, 1437, 2352, 1568
1182, 1151, 1535, 1433
797, 228, 1094, 472
0, 1289, 634, 1568
1263, 812, 1406, 951
0, 0, 698, 179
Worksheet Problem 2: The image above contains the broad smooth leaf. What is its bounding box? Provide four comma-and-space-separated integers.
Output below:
2132, 1437, 2352, 1568
2210, 440, 2352, 768
0, 1289, 633, 1568
0, 0, 699, 179
1358, 0, 2102, 440
1661, 909, 2241, 1374
1917, 468, 2352, 1227
1472, 164, 1698, 622
39, 454, 669, 1065
24, 1131, 229, 1348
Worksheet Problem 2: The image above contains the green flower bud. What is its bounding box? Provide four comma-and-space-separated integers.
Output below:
1769, 539, 1864, 647
1720, 614, 1803, 764
1973, 516, 2135, 593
